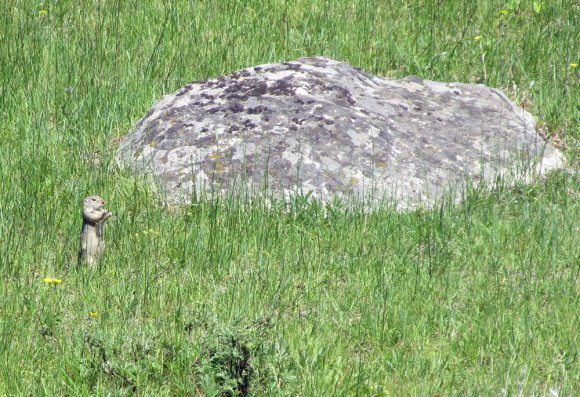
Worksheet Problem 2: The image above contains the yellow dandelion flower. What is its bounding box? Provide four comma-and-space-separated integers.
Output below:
89, 311, 98, 318
39, 9, 48, 15
570, 63, 578, 69
43, 277, 62, 284
499, 10, 509, 15
473, 35, 482, 41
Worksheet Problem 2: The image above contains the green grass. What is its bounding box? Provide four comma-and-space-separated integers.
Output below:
0, 0, 578, 395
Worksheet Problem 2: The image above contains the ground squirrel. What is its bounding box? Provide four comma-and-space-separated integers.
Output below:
78, 195, 112, 266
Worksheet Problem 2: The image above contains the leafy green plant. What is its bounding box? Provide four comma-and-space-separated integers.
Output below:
194, 319, 290, 396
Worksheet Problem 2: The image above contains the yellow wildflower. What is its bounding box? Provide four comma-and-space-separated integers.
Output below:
499, 10, 509, 15
473, 35, 482, 41
39, 9, 48, 15
570, 63, 578, 69
43, 277, 62, 285
89, 311, 98, 318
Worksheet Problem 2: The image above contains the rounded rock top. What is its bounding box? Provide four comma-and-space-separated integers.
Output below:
117, 57, 565, 210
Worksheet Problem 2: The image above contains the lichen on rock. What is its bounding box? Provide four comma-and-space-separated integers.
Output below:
117, 57, 565, 209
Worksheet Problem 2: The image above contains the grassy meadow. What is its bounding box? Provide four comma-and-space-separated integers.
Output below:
0, 0, 578, 395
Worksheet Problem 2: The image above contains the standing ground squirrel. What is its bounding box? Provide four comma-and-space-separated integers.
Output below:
78, 195, 112, 266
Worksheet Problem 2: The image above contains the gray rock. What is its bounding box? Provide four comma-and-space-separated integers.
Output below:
117, 57, 565, 209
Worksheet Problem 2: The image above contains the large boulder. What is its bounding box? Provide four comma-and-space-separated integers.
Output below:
117, 57, 565, 209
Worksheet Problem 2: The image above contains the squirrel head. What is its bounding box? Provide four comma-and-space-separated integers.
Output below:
82, 195, 111, 223
84, 195, 106, 208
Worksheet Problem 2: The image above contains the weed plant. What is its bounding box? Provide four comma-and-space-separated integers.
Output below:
0, 0, 578, 395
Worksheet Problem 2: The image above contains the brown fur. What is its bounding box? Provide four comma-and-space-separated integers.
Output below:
78, 195, 112, 266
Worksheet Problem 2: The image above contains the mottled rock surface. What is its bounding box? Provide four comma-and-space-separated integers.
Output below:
117, 57, 564, 209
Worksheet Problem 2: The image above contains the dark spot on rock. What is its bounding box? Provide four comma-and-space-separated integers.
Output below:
228, 125, 240, 133
229, 103, 244, 113
290, 125, 298, 131
292, 117, 300, 124
317, 123, 324, 128
283, 62, 302, 71
164, 124, 183, 139
310, 57, 330, 67
306, 99, 315, 104
325, 119, 334, 125
243, 119, 257, 129
414, 105, 422, 111
207, 107, 220, 114
427, 111, 432, 116
225, 93, 248, 101
175, 84, 193, 97
336, 87, 356, 105
453, 90, 461, 96
247, 105, 268, 114
294, 98, 305, 105
195, 135, 216, 146
268, 78, 295, 96
201, 127, 209, 132
436, 117, 443, 122
315, 80, 333, 92
247, 81, 268, 97
201, 93, 215, 100
224, 81, 244, 93
399, 104, 408, 111
264, 116, 271, 122
254, 66, 263, 72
